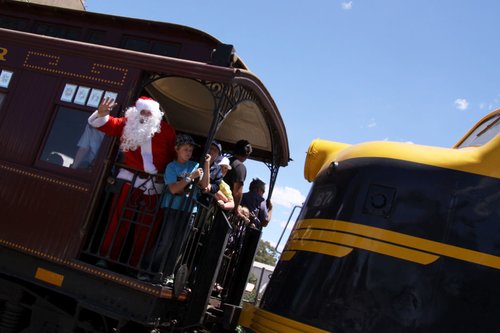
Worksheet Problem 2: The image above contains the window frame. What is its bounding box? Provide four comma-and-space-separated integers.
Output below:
34, 98, 112, 181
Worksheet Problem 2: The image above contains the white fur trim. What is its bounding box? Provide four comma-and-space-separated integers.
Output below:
135, 98, 163, 121
136, 98, 160, 113
140, 139, 158, 174
88, 110, 109, 128
117, 168, 134, 182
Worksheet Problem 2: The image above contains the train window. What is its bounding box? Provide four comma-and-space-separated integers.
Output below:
151, 41, 180, 57
40, 107, 104, 169
33, 21, 81, 40
0, 92, 5, 109
122, 37, 180, 57
122, 37, 151, 52
456, 114, 500, 148
0, 15, 30, 31
86, 29, 107, 45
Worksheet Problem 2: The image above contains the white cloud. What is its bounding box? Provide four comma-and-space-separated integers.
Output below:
341, 1, 353, 10
382, 137, 413, 144
272, 186, 306, 209
367, 119, 377, 128
454, 98, 469, 110
360, 118, 376, 129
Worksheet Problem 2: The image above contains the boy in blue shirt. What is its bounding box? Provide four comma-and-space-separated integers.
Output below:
150, 134, 209, 279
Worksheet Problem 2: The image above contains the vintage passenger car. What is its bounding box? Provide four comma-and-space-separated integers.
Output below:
0, 1, 289, 332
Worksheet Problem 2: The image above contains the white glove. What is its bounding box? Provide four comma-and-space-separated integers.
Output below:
142, 153, 158, 175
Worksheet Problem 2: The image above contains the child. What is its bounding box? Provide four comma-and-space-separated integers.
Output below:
151, 134, 209, 278
162, 134, 208, 211
214, 157, 235, 211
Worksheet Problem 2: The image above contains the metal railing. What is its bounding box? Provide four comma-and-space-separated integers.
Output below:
82, 169, 260, 307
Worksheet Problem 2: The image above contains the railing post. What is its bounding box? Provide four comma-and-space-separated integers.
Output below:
182, 209, 232, 327
223, 226, 261, 306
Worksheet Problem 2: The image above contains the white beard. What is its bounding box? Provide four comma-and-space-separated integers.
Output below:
120, 107, 162, 151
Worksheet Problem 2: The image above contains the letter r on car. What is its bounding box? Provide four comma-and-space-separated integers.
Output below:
0, 48, 8, 61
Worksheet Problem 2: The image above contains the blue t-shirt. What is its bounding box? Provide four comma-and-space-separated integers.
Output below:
162, 160, 200, 211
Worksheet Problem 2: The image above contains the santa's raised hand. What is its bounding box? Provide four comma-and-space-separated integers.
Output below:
97, 97, 118, 117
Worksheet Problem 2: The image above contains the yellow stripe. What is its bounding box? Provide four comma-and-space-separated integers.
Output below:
35, 267, 64, 287
240, 303, 329, 333
292, 229, 439, 265
286, 239, 353, 258
279, 250, 296, 262
294, 219, 500, 269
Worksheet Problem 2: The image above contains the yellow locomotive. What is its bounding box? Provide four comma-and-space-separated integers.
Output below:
241, 110, 500, 332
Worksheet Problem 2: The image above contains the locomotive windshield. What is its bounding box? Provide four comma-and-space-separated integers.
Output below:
455, 112, 500, 148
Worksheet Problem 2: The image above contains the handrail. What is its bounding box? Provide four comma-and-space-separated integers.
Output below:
275, 205, 302, 254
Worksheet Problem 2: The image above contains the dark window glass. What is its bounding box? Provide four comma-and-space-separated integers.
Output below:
86, 30, 107, 45
151, 41, 180, 57
0, 15, 30, 31
122, 37, 180, 57
0, 92, 6, 109
33, 21, 81, 40
41, 107, 104, 169
122, 38, 151, 52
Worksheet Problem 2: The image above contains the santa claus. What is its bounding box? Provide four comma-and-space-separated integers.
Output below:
88, 96, 176, 267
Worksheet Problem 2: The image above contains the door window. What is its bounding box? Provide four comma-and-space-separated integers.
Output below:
41, 107, 104, 169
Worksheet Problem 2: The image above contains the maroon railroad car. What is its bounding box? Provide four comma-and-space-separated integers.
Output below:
0, 1, 289, 332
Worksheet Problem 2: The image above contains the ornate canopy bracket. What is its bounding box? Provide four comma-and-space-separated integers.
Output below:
139, 73, 283, 197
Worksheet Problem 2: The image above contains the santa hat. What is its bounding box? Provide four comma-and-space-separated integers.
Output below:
135, 96, 161, 116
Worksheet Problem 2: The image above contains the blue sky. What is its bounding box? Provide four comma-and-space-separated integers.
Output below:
85, 0, 500, 250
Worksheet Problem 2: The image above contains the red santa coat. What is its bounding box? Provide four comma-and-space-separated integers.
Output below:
88, 111, 176, 175
88, 111, 176, 266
